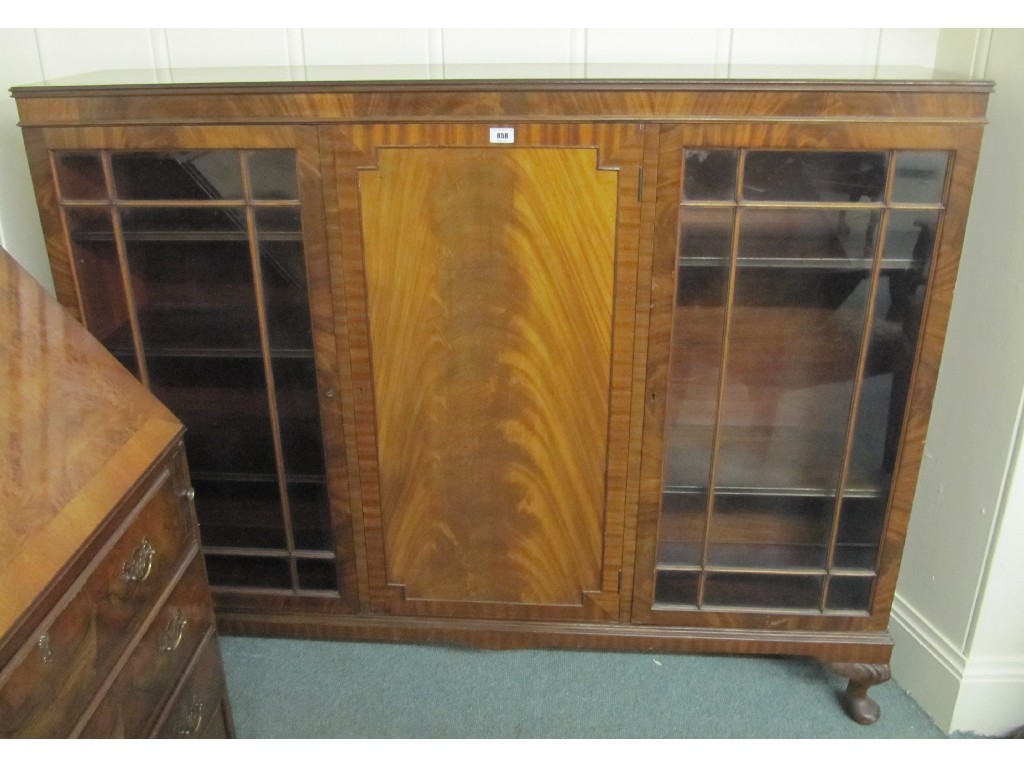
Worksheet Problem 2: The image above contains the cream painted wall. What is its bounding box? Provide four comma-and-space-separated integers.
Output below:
3, 27, 1018, 734
889, 27, 1024, 736
0, 27, 944, 289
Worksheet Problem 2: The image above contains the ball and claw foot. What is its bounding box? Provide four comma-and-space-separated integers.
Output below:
831, 662, 891, 725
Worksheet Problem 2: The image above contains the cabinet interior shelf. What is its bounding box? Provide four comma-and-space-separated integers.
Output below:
191, 470, 326, 484
654, 562, 875, 577
678, 256, 920, 271
108, 345, 315, 360
202, 546, 335, 560
662, 485, 886, 500
72, 231, 302, 243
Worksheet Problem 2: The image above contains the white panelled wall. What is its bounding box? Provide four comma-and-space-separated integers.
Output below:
0, 28, 1019, 736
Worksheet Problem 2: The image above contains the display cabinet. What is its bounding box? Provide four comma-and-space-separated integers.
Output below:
11, 68, 991, 723
27, 127, 357, 617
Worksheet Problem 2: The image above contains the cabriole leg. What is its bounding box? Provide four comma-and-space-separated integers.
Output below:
831, 662, 891, 725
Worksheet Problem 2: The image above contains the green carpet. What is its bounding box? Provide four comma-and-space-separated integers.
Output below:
219, 636, 954, 738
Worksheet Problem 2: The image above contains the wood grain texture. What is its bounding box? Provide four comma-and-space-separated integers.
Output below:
332, 123, 643, 620
14, 83, 990, 129
214, 607, 893, 663
12, 78, 989, 673
363, 146, 614, 606
0, 248, 182, 639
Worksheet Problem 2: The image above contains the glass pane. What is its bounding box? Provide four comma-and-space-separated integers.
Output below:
55, 153, 106, 200
713, 265, 871, 492
257, 207, 313, 352
654, 570, 699, 606
192, 477, 286, 549
122, 212, 261, 354
112, 151, 243, 200
678, 207, 733, 263
296, 559, 338, 592
204, 555, 291, 589
289, 481, 332, 551
892, 151, 949, 204
706, 494, 832, 569
846, 211, 938, 490
827, 575, 873, 611
64, 208, 137, 374
683, 150, 737, 201
744, 151, 887, 204
248, 150, 299, 200
147, 356, 277, 475
658, 492, 706, 567
660, 208, 732, 571
834, 495, 886, 569
120, 205, 247, 237
273, 357, 326, 477
739, 208, 879, 267
882, 209, 940, 269
704, 573, 823, 610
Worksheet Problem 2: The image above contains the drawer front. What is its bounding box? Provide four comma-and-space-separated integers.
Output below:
79, 552, 214, 738
154, 628, 229, 738
0, 455, 193, 737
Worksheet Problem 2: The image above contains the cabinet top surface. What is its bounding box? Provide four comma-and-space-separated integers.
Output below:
10, 63, 994, 95
0, 248, 180, 638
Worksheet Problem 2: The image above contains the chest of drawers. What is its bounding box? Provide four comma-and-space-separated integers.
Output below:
0, 246, 233, 738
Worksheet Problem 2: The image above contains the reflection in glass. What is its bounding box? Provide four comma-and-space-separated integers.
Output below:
112, 151, 243, 200
744, 151, 887, 203
739, 208, 879, 266
683, 150, 737, 201
64, 208, 137, 374
892, 152, 949, 204
248, 150, 299, 200
257, 207, 313, 352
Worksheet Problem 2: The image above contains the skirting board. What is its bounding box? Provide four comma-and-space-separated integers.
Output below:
890, 593, 1024, 736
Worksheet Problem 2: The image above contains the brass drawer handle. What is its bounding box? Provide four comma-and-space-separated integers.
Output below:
37, 633, 54, 664
158, 609, 187, 653
123, 537, 155, 584
175, 697, 204, 737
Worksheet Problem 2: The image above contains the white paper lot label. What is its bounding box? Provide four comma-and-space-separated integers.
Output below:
489, 127, 515, 144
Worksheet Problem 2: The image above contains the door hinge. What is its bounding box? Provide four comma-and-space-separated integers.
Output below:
638, 168, 644, 202
617, 569, 623, 591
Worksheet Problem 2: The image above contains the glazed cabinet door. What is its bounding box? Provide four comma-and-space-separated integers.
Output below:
329, 123, 647, 621
633, 122, 982, 631
24, 126, 356, 612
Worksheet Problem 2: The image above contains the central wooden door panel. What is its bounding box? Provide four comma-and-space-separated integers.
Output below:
331, 124, 645, 620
